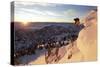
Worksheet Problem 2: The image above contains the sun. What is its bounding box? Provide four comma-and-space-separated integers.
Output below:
22, 21, 28, 26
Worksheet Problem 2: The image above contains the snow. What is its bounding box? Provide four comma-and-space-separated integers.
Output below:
77, 10, 97, 61
28, 10, 97, 64
28, 41, 83, 64
13, 9, 97, 65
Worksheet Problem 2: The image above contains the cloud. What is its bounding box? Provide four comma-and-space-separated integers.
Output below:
45, 11, 61, 17
63, 9, 77, 17
15, 1, 36, 6
15, 1, 60, 18
15, 1, 57, 8
14, 1, 83, 22
15, 6, 61, 18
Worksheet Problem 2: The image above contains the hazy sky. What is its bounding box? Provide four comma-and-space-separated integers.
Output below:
14, 1, 97, 22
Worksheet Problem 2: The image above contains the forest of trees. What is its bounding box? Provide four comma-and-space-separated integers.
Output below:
14, 24, 83, 65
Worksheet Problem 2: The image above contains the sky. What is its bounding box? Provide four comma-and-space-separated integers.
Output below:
14, 1, 97, 23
